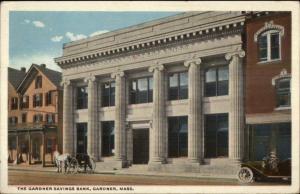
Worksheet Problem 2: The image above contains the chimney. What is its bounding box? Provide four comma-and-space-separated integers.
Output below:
40, 64, 46, 68
20, 67, 26, 72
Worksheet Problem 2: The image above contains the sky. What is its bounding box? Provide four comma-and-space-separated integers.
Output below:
9, 11, 180, 72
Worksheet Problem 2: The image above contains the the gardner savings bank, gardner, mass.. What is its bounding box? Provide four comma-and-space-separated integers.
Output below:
55, 11, 291, 175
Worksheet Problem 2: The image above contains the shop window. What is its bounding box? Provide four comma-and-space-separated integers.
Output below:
35, 76, 42, 89
205, 113, 228, 158
102, 82, 115, 107
249, 123, 291, 161
168, 72, 188, 100
205, 66, 228, 97
102, 121, 115, 156
276, 78, 291, 107
168, 116, 188, 157
258, 31, 280, 62
130, 77, 153, 104
77, 86, 88, 109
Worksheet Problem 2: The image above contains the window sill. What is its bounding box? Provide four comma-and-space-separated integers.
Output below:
128, 103, 153, 109
167, 99, 188, 105
100, 106, 115, 111
204, 95, 229, 102
274, 106, 291, 111
257, 59, 281, 65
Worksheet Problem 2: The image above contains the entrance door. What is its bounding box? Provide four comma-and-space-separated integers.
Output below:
77, 123, 87, 154
133, 129, 149, 164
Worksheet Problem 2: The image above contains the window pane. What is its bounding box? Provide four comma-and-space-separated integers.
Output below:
77, 86, 88, 109
217, 66, 229, 96
271, 47, 280, 60
206, 68, 216, 83
169, 74, 179, 100
218, 80, 228, 96
148, 77, 153, 102
102, 121, 115, 156
179, 72, 188, 99
137, 78, 148, 103
205, 82, 216, 97
130, 80, 137, 104
110, 82, 115, 106
169, 73, 178, 87
205, 114, 228, 158
258, 35, 268, 61
102, 83, 110, 107
218, 66, 229, 81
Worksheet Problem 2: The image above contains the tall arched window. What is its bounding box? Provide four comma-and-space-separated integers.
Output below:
272, 69, 291, 108
254, 21, 284, 63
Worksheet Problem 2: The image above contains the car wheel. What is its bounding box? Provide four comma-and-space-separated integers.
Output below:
237, 167, 254, 184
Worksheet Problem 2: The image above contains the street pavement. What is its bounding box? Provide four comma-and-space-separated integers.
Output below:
8, 168, 290, 186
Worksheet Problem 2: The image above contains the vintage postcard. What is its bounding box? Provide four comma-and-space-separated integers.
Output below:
0, 1, 299, 194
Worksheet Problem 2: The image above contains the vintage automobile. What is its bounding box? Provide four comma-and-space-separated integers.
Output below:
237, 152, 291, 183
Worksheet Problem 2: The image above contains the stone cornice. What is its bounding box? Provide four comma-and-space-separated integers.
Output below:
55, 22, 244, 68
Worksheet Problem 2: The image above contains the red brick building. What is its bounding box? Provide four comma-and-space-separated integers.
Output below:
244, 12, 291, 161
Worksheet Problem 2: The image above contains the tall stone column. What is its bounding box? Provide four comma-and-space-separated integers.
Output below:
111, 71, 126, 163
225, 49, 245, 162
61, 79, 74, 155
148, 62, 166, 164
85, 75, 98, 160
184, 58, 203, 163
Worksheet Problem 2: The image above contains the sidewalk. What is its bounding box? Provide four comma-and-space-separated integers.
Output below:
8, 163, 237, 181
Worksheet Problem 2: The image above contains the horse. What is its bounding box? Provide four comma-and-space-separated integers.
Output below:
53, 151, 71, 173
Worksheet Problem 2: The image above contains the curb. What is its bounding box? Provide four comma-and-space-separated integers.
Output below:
9, 167, 237, 181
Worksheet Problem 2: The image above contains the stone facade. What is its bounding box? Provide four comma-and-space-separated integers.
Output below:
56, 12, 249, 175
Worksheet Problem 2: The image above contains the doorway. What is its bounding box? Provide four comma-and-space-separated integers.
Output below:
132, 129, 149, 164
76, 123, 87, 154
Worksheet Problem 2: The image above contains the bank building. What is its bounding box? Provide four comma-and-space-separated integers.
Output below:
54, 11, 291, 175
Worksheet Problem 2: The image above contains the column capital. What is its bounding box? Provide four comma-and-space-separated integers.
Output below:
60, 79, 71, 87
84, 74, 96, 83
111, 70, 125, 79
148, 62, 164, 73
184, 58, 202, 68
225, 49, 245, 61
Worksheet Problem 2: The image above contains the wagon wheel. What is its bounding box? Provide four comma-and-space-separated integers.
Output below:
237, 167, 254, 184
87, 157, 96, 174
68, 157, 78, 174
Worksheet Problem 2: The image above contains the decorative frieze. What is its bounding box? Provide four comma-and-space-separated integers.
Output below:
56, 21, 244, 67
